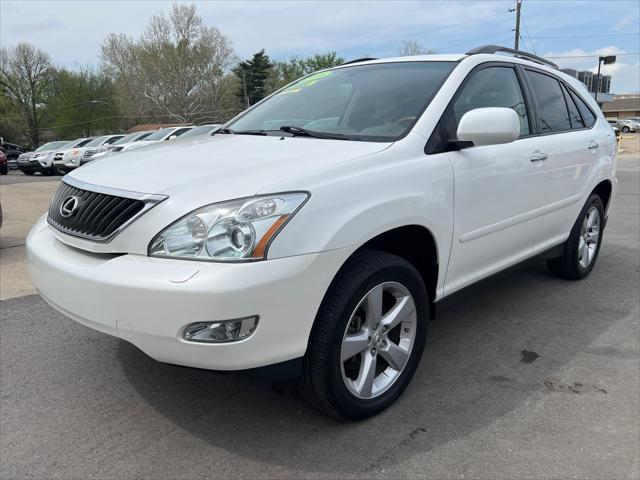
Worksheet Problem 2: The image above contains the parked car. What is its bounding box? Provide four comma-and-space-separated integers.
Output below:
79, 134, 126, 165
50, 138, 94, 174
120, 126, 194, 152
175, 124, 221, 140
0, 149, 7, 175
17, 140, 70, 175
55, 135, 123, 172
0, 140, 29, 170
607, 119, 638, 133
87, 131, 156, 162
27, 46, 617, 419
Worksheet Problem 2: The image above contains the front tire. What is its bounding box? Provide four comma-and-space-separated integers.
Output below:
622, 126, 630, 133
299, 250, 429, 419
547, 194, 605, 280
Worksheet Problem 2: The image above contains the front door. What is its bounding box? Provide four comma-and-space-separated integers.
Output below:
440, 65, 548, 294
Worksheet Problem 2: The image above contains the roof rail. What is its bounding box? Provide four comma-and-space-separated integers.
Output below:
341, 57, 377, 66
466, 45, 558, 69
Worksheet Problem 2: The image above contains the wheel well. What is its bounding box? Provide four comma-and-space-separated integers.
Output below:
592, 180, 612, 211
359, 225, 438, 303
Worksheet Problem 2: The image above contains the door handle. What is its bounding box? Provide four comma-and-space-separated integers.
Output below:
588, 141, 600, 150
530, 151, 548, 163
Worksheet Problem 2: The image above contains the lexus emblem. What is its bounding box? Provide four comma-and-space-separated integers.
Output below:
60, 196, 80, 218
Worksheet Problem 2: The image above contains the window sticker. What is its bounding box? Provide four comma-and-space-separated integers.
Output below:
279, 70, 333, 95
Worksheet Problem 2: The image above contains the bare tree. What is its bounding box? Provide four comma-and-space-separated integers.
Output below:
0, 43, 54, 146
101, 3, 236, 123
399, 39, 435, 57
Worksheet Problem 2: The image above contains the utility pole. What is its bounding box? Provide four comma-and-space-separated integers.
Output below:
242, 69, 250, 108
514, 0, 522, 50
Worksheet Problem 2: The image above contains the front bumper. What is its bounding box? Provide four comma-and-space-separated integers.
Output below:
18, 160, 48, 173
27, 217, 348, 371
54, 156, 81, 172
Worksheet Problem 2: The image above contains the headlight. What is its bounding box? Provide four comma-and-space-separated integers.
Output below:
148, 192, 309, 262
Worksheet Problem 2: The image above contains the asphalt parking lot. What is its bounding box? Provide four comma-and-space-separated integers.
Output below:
1, 157, 639, 479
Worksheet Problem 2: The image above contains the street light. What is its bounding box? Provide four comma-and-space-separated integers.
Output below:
594, 55, 616, 103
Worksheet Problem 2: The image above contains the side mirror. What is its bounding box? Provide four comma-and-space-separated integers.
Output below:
168, 135, 178, 141
457, 107, 520, 147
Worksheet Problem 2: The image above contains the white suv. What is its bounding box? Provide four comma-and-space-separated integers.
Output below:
27, 46, 617, 419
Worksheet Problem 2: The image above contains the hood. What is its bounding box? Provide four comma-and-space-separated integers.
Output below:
68, 134, 391, 201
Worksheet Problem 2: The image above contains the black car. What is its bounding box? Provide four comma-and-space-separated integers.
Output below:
1, 141, 30, 170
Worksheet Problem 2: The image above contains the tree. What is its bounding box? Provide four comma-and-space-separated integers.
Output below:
268, 51, 345, 92
45, 68, 118, 139
0, 43, 55, 147
399, 39, 435, 57
101, 3, 236, 123
233, 50, 273, 107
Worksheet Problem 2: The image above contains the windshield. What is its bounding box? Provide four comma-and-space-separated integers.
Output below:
85, 136, 108, 147
179, 125, 217, 139
145, 128, 175, 141
35, 141, 69, 152
229, 62, 455, 141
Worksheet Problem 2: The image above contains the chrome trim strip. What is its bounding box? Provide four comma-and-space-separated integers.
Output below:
48, 177, 168, 244
61, 175, 168, 203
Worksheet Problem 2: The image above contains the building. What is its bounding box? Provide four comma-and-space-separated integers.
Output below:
601, 94, 640, 120
561, 68, 611, 94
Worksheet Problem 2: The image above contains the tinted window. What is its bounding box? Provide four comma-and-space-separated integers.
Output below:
571, 89, 596, 127
526, 70, 571, 133
561, 84, 585, 129
171, 128, 192, 138
104, 136, 124, 145
452, 67, 530, 135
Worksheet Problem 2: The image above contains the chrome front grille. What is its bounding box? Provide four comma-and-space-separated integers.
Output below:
47, 178, 167, 242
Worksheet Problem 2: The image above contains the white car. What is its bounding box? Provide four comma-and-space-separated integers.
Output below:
27, 46, 617, 419
54, 134, 124, 172
87, 131, 156, 161
120, 126, 194, 152
51, 138, 94, 172
17, 140, 71, 176
174, 124, 221, 140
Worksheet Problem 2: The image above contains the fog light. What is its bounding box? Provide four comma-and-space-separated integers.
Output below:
182, 316, 258, 343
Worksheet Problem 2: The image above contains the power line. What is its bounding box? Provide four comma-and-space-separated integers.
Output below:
529, 32, 640, 38
25, 109, 241, 131
544, 52, 640, 59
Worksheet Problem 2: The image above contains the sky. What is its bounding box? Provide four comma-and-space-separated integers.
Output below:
1, 0, 639, 93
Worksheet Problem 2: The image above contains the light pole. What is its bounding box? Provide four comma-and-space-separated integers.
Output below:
594, 55, 616, 103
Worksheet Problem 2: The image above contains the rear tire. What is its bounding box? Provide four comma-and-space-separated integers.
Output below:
298, 249, 429, 419
547, 194, 605, 280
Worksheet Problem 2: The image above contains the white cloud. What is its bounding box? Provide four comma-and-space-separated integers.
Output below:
614, 12, 638, 30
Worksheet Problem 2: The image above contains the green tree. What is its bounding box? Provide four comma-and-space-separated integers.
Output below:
268, 51, 345, 92
45, 68, 118, 139
0, 42, 55, 147
233, 49, 273, 107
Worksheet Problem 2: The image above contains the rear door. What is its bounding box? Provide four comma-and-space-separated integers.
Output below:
522, 68, 605, 252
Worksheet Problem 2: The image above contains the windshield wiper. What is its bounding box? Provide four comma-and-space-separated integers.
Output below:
279, 125, 360, 141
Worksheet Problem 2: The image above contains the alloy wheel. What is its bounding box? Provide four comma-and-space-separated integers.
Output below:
578, 206, 600, 269
340, 282, 417, 399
